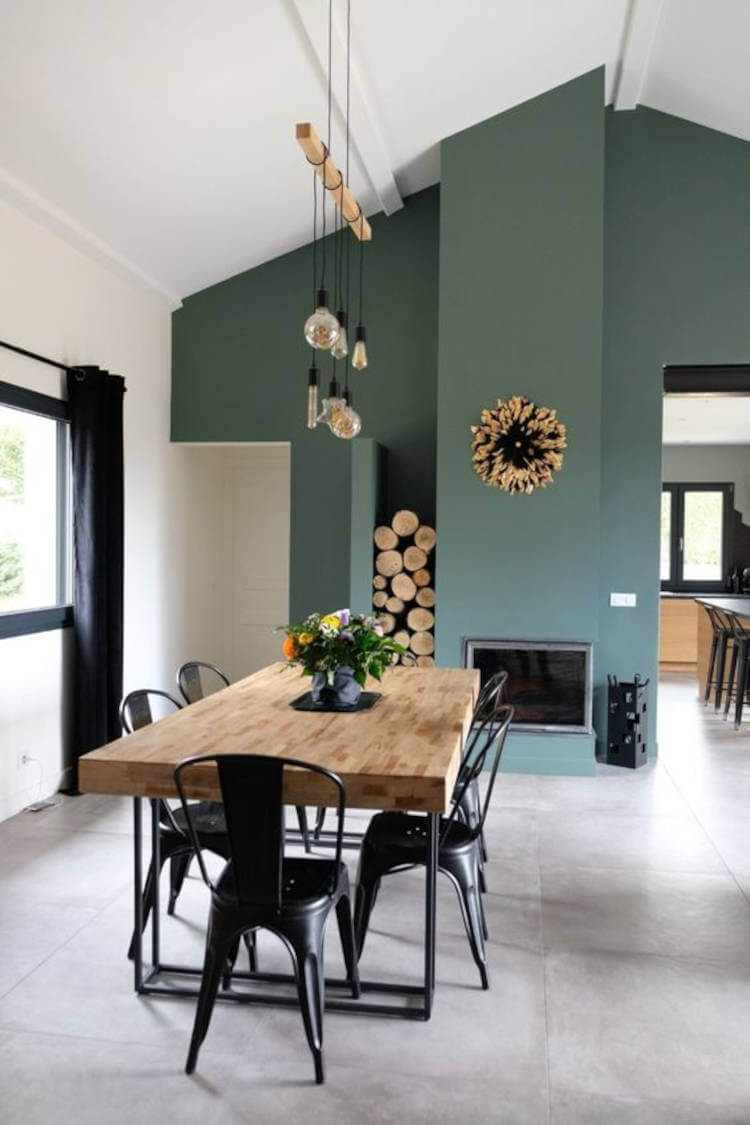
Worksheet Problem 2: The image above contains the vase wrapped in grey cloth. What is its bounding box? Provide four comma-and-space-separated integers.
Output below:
310, 666, 362, 708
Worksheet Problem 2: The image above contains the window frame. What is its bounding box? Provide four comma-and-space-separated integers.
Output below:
660, 481, 733, 593
0, 379, 74, 638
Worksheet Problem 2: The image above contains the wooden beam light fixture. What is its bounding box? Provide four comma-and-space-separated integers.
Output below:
296, 122, 372, 241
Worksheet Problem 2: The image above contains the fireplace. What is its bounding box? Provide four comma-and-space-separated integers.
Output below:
463, 639, 593, 734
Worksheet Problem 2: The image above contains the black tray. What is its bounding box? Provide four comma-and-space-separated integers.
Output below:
289, 690, 382, 713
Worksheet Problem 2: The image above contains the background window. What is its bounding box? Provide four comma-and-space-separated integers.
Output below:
0, 383, 72, 636
661, 482, 732, 592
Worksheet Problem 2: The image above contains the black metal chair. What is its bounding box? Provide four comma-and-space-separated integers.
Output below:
354, 704, 513, 991
177, 660, 314, 854
175, 753, 359, 1084
177, 660, 231, 704
702, 605, 734, 712
457, 669, 509, 878
120, 689, 255, 972
721, 611, 750, 729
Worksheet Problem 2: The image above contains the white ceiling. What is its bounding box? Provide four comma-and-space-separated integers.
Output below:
663, 396, 750, 445
0, 0, 748, 303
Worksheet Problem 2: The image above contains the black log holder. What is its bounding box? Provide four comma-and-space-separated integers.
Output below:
606, 674, 649, 769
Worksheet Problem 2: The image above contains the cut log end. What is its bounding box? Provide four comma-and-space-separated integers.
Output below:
374, 525, 398, 550
391, 572, 417, 602
403, 545, 428, 572
415, 586, 436, 608
392, 509, 419, 537
416, 655, 435, 667
409, 631, 435, 656
412, 568, 431, 588
372, 590, 388, 608
414, 525, 436, 553
375, 550, 404, 578
373, 575, 387, 590
407, 607, 435, 632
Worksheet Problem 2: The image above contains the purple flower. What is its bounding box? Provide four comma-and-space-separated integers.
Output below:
374, 624, 384, 637
336, 608, 351, 627
341, 629, 354, 642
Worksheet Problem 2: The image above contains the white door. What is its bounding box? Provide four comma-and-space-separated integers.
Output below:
221, 445, 290, 680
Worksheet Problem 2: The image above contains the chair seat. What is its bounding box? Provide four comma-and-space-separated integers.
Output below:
167, 801, 227, 835
362, 811, 475, 857
217, 856, 342, 907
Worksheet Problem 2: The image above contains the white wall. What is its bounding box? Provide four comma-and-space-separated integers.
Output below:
0, 196, 190, 819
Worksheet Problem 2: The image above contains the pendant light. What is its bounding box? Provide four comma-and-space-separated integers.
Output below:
300, 0, 369, 435
351, 211, 368, 369
306, 364, 320, 429
304, 290, 339, 350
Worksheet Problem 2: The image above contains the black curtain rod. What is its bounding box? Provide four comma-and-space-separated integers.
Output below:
0, 338, 80, 374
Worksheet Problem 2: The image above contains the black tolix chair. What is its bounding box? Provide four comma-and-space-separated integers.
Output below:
175, 753, 359, 1084
456, 668, 509, 880
177, 660, 314, 854
354, 705, 513, 991
120, 689, 255, 973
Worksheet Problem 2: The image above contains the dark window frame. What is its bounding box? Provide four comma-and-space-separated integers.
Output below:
0, 379, 74, 638
661, 481, 733, 593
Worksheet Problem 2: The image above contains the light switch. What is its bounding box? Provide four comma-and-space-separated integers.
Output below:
610, 592, 637, 608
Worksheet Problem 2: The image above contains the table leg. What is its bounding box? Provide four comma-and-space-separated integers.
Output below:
150, 799, 161, 972
424, 811, 438, 1019
133, 797, 143, 993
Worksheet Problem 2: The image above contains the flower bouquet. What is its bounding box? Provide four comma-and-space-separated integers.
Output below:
280, 609, 405, 709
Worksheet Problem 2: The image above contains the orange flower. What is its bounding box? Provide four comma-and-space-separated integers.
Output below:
283, 636, 298, 659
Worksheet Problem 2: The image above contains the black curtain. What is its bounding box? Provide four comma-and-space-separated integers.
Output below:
65, 366, 125, 791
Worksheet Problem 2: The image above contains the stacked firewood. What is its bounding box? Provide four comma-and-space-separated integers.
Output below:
372, 510, 436, 666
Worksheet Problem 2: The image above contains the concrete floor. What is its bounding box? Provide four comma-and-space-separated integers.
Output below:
1, 672, 749, 1123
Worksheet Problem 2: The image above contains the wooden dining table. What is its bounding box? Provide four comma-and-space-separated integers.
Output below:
79, 662, 479, 1020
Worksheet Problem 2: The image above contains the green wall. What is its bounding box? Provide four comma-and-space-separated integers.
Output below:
598, 107, 750, 752
435, 69, 605, 772
171, 79, 750, 774
171, 186, 439, 619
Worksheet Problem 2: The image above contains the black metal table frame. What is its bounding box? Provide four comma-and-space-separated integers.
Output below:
132, 797, 439, 1020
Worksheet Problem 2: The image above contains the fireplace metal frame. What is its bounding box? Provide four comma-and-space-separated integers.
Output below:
462, 638, 594, 735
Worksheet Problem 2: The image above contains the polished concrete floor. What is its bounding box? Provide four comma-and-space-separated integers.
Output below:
1, 672, 749, 1123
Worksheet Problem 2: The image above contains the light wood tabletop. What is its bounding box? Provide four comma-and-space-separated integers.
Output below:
79, 663, 479, 813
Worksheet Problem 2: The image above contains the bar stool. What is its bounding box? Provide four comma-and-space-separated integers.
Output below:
721, 611, 750, 729
702, 605, 734, 712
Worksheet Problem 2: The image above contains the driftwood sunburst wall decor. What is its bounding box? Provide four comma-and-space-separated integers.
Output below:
470, 395, 567, 494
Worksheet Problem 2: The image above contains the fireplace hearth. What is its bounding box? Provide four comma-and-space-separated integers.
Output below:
463, 639, 593, 734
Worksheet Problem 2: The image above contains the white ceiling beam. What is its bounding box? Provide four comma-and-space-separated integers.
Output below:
0, 163, 181, 308
289, 0, 403, 216
613, 0, 666, 110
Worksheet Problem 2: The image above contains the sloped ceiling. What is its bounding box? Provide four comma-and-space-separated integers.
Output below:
0, 0, 746, 302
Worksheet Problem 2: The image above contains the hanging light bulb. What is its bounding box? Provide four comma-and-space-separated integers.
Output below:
329, 388, 362, 440
304, 289, 340, 350
331, 309, 348, 360
351, 324, 368, 370
318, 377, 345, 428
306, 365, 319, 429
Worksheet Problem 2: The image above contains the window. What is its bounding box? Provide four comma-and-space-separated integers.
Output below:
661, 482, 732, 592
0, 381, 73, 638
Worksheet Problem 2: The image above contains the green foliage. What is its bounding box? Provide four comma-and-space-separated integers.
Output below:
281, 609, 406, 686
0, 541, 23, 600
0, 424, 24, 502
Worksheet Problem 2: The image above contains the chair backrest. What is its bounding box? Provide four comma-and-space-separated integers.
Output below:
458, 669, 508, 777
174, 754, 346, 910
475, 669, 508, 722
119, 689, 182, 734
723, 609, 750, 640
177, 661, 230, 705
444, 704, 514, 844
